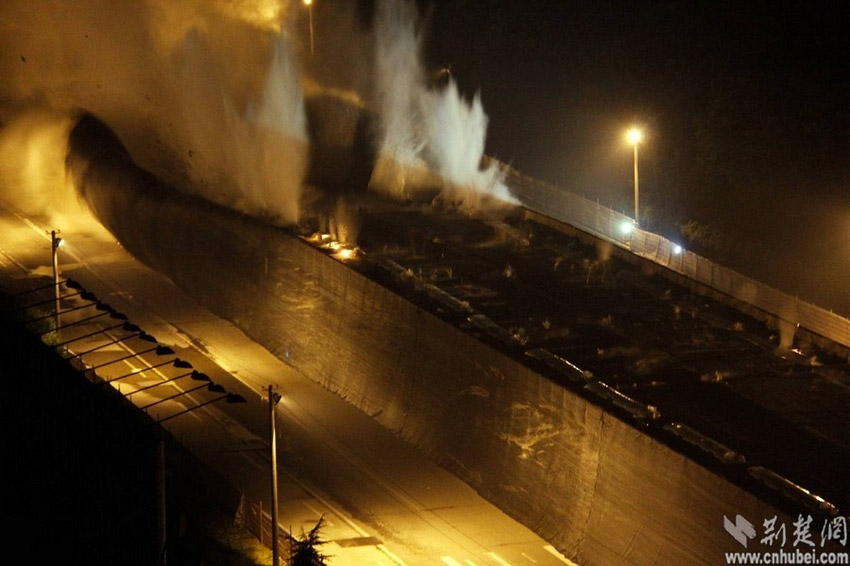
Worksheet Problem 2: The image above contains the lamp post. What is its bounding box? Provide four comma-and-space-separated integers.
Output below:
626, 128, 643, 227
51, 230, 64, 331
304, 0, 314, 56
156, 439, 167, 566
268, 385, 282, 566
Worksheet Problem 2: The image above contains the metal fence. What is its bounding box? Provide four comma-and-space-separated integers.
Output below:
503, 164, 850, 351
236, 495, 295, 561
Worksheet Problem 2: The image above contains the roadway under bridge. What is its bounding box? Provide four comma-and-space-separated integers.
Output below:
67, 112, 850, 565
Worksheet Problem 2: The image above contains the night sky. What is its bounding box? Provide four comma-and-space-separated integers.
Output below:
1, 0, 848, 314
404, 0, 849, 314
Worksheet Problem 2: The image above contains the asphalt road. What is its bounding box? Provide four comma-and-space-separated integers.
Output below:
0, 198, 576, 566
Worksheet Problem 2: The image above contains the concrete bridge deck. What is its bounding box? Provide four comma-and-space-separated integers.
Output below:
67, 114, 850, 564
343, 202, 850, 515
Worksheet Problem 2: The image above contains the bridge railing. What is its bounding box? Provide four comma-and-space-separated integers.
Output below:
499, 162, 850, 351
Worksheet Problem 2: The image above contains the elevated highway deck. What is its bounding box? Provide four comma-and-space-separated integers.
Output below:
67, 114, 850, 564
349, 202, 850, 511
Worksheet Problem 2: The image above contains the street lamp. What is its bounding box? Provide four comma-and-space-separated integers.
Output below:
51, 230, 64, 331
152, 388, 246, 424
105, 357, 193, 386
626, 127, 643, 227
60, 321, 157, 358
125, 369, 210, 398
36, 301, 122, 336
268, 385, 282, 566
140, 381, 227, 411
90, 344, 176, 373
304, 0, 314, 56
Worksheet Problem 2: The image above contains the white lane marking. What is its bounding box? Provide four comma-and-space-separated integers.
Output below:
543, 545, 579, 565
0, 245, 29, 272
441, 557, 463, 566
280, 467, 371, 538
22, 218, 49, 241
485, 552, 514, 566
377, 544, 408, 566
100, 338, 204, 423
465, 560, 478, 566
521, 553, 538, 563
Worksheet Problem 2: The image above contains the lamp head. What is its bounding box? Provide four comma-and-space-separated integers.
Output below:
190, 370, 211, 382
138, 332, 158, 344
626, 127, 643, 145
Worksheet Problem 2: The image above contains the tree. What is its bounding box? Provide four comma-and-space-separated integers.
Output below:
291, 516, 329, 566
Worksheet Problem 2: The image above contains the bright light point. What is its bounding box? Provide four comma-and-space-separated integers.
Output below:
55, 237, 65, 248
626, 127, 643, 145
672, 244, 683, 255
619, 220, 634, 235
336, 248, 356, 260
303, 0, 312, 5
308, 233, 332, 244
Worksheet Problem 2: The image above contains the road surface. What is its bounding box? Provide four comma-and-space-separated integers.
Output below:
0, 197, 575, 566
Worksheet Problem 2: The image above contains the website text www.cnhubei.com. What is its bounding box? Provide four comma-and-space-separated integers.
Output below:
725, 549, 849, 564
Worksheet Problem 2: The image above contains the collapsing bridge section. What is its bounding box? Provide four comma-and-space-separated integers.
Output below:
67, 114, 848, 565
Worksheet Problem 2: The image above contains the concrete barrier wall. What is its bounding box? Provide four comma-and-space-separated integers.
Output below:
68, 115, 788, 565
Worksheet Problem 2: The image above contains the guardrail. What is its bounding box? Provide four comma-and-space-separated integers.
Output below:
500, 162, 850, 352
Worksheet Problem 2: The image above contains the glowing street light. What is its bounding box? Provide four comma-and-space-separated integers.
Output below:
626, 127, 643, 227
303, 0, 315, 56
